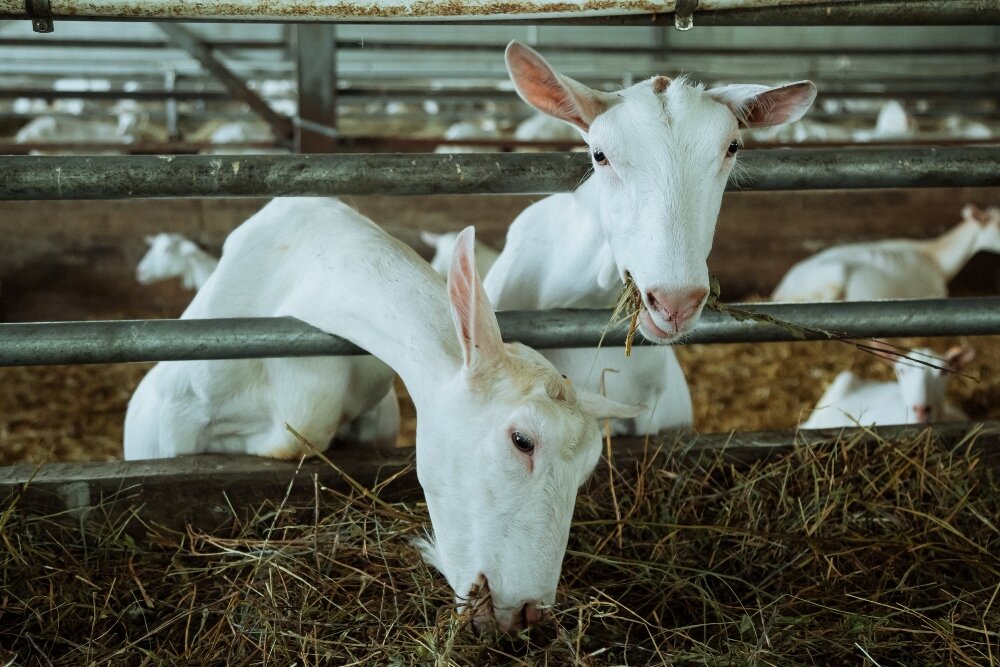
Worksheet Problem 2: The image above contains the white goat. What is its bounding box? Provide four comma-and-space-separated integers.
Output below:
135, 230, 399, 446
420, 230, 500, 278
434, 119, 501, 153
483, 42, 815, 433
514, 112, 583, 143
124, 197, 641, 632
800, 347, 973, 429
772, 204, 1000, 302
136, 233, 219, 291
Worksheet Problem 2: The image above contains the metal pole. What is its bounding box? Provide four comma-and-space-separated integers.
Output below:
295, 24, 339, 153
0, 298, 997, 367
2, 147, 998, 200
0, 0, 994, 24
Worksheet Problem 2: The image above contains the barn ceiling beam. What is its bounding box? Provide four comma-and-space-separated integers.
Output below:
1, 147, 997, 200
157, 23, 293, 141
0, 298, 997, 366
0, 0, 995, 25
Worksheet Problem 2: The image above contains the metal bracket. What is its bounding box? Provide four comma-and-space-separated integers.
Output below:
25, 0, 54, 33
674, 0, 698, 31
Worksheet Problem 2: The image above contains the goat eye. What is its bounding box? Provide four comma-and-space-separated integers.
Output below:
511, 431, 535, 454
592, 149, 609, 166
726, 140, 739, 158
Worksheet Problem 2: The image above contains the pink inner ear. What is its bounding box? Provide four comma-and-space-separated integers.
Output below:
741, 82, 815, 129
449, 246, 475, 357
506, 43, 599, 131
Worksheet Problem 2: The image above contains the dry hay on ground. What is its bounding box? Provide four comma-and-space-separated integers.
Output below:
1, 336, 998, 465
0, 363, 149, 465
2, 427, 998, 665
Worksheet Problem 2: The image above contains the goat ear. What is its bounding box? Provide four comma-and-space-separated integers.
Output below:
945, 346, 975, 370
962, 204, 986, 223
448, 226, 505, 370
505, 40, 618, 133
419, 231, 441, 247
708, 81, 816, 129
577, 390, 646, 420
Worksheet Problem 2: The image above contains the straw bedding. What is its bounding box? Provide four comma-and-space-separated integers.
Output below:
2, 425, 998, 664
0, 335, 996, 465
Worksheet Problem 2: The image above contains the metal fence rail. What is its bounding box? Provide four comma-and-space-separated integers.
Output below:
2, 147, 998, 200
0, 0, 995, 24
1, 298, 997, 367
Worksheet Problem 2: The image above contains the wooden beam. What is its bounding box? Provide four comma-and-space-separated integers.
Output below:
158, 23, 293, 141
2, 422, 997, 531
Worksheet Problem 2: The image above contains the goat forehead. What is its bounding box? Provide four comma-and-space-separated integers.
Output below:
595, 87, 733, 164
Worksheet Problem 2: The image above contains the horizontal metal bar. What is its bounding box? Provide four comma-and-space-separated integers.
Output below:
332, 40, 1000, 58
0, 37, 286, 50
0, 87, 232, 101
3, 38, 995, 58
0, 298, 997, 367
5, 421, 998, 527
0, 0, 995, 24
1, 147, 998, 200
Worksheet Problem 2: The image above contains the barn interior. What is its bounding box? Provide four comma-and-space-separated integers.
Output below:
1, 7, 998, 664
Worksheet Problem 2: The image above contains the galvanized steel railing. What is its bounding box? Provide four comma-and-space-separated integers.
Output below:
2, 147, 999, 200
2, 298, 998, 366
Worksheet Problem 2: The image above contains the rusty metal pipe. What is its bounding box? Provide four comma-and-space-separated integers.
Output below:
1, 147, 998, 200
0, 0, 995, 24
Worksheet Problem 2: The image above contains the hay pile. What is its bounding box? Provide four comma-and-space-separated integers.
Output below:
1, 335, 998, 465
0, 364, 149, 465
2, 427, 998, 664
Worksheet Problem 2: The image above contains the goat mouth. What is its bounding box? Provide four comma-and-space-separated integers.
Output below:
638, 309, 679, 342
466, 575, 493, 630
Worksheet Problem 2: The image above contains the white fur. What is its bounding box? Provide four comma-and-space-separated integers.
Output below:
800, 347, 971, 429
136, 233, 220, 291
124, 198, 641, 632
136, 232, 399, 445
772, 204, 1000, 302
420, 230, 500, 277
483, 42, 815, 434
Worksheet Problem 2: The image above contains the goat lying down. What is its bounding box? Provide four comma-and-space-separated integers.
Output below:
800, 346, 973, 430
773, 204, 1000, 302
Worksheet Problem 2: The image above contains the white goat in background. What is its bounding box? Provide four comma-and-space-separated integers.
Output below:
772, 204, 1000, 302
125, 197, 641, 633
800, 347, 973, 429
482, 41, 816, 434
136, 233, 219, 291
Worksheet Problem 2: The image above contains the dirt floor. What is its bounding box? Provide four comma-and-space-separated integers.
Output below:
2, 333, 996, 466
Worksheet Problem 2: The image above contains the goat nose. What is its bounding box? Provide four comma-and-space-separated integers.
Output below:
646, 287, 708, 330
498, 602, 544, 633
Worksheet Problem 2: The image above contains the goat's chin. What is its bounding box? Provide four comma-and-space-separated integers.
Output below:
637, 310, 680, 343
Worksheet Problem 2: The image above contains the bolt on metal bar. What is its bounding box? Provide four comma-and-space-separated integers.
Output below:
2, 147, 998, 200
0, 298, 997, 367
0, 0, 994, 24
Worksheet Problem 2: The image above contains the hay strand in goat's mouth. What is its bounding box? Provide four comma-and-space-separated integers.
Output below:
606, 272, 643, 356
602, 273, 977, 378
